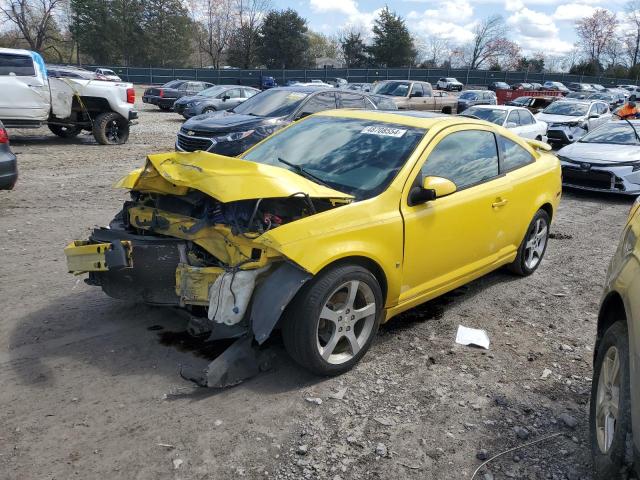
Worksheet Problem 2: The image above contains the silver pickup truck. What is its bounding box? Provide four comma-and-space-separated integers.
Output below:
0, 48, 137, 144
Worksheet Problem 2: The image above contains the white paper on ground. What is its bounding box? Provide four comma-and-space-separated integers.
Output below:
455, 325, 490, 349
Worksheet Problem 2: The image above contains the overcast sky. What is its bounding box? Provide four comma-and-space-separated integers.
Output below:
273, 0, 629, 56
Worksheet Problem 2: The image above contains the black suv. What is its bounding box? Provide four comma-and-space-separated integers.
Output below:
176, 87, 395, 156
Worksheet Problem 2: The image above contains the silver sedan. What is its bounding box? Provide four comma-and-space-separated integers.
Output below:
557, 120, 640, 195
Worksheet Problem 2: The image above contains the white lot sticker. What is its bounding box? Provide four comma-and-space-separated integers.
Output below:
361, 125, 407, 137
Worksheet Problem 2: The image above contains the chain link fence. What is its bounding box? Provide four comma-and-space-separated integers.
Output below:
87, 65, 639, 87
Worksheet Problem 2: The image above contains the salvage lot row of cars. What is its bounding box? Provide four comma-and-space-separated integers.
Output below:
2, 46, 640, 478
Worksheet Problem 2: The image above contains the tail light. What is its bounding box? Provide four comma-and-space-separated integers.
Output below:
0, 128, 8, 144
126, 88, 135, 104
159, 89, 164, 98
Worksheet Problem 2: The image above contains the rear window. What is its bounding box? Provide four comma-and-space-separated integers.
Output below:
0, 53, 35, 76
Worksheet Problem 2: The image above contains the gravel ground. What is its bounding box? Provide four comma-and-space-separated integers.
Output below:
0, 98, 635, 480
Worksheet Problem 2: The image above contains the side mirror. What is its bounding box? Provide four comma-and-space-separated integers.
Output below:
222, 95, 230, 101
505, 122, 518, 128
408, 176, 457, 206
410, 91, 423, 98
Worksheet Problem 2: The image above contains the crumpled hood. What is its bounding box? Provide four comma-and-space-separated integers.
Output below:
558, 142, 640, 164
115, 151, 354, 203
536, 113, 584, 124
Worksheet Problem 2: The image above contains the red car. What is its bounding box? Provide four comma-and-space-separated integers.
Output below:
0, 120, 17, 190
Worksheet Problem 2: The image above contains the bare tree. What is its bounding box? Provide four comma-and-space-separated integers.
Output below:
233, 0, 269, 68
418, 36, 451, 67
192, 0, 236, 68
463, 15, 507, 69
0, 0, 62, 52
575, 9, 618, 67
624, 0, 640, 66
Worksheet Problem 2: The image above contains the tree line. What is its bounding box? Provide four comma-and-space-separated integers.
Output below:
1, 0, 640, 78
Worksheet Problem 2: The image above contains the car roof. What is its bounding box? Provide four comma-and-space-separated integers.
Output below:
465, 105, 526, 112
316, 109, 488, 129
269, 86, 330, 93
554, 99, 603, 105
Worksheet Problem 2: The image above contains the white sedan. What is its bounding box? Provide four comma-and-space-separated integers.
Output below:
461, 104, 548, 141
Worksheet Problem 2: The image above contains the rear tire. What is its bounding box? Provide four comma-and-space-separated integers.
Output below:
590, 321, 633, 479
282, 264, 383, 376
92, 112, 130, 145
442, 106, 452, 114
48, 124, 81, 138
202, 106, 216, 114
508, 209, 550, 276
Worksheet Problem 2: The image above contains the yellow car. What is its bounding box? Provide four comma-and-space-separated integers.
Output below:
590, 197, 640, 478
65, 110, 561, 385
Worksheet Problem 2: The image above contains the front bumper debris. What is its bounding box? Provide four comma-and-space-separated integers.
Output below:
547, 125, 587, 145
64, 240, 132, 273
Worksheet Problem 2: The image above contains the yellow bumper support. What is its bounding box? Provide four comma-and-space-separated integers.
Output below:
64, 240, 132, 273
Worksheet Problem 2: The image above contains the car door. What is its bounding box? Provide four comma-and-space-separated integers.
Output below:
0, 51, 50, 122
399, 126, 513, 303
519, 109, 542, 138
505, 110, 523, 135
222, 88, 244, 109
408, 83, 427, 110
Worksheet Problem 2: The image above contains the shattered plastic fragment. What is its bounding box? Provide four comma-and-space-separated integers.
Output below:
455, 325, 490, 349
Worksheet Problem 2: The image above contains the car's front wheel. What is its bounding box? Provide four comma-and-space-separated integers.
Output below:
282, 264, 383, 376
508, 209, 550, 276
590, 321, 633, 479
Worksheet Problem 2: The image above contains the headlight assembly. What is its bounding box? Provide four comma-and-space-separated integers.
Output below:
215, 130, 255, 142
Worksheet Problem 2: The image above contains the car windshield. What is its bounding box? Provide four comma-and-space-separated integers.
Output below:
542, 102, 588, 116
446, 78, 457, 82
199, 86, 227, 97
374, 81, 411, 97
163, 80, 184, 88
579, 122, 640, 145
102, 69, 116, 75
232, 89, 309, 117
460, 92, 478, 100
511, 97, 529, 105
242, 116, 425, 200
464, 107, 507, 125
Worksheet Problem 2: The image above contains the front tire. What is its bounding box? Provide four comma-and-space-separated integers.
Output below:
92, 112, 130, 145
48, 124, 82, 138
282, 264, 383, 376
590, 321, 632, 479
508, 209, 550, 276
202, 106, 216, 114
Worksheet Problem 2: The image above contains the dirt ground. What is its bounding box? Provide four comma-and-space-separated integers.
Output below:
0, 97, 635, 480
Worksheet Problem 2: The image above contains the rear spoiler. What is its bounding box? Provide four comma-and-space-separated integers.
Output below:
525, 138, 552, 152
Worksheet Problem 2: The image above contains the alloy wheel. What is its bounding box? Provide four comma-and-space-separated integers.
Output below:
596, 345, 621, 453
524, 217, 548, 270
106, 120, 123, 143
316, 280, 377, 365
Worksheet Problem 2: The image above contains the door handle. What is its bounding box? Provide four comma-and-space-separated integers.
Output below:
492, 198, 508, 208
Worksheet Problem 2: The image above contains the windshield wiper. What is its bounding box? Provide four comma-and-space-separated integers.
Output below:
623, 118, 640, 144
277, 157, 332, 188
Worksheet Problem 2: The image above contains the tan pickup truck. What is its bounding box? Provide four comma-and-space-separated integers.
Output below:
372, 80, 458, 114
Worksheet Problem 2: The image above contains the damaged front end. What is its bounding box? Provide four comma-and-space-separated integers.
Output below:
65, 151, 352, 386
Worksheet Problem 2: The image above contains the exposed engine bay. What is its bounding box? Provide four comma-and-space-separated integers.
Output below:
64, 151, 353, 387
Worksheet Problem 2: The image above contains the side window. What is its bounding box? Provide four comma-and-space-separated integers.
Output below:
243, 88, 258, 98
177, 82, 188, 91
297, 92, 337, 118
411, 83, 424, 97
500, 136, 535, 172
421, 130, 500, 190
0, 53, 35, 76
193, 82, 207, 91
423, 83, 433, 97
226, 88, 242, 98
520, 110, 534, 125
599, 103, 609, 114
339, 92, 366, 109
506, 111, 520, 126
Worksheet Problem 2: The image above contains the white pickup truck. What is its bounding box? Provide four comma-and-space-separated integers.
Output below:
0, 48, 137, 144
